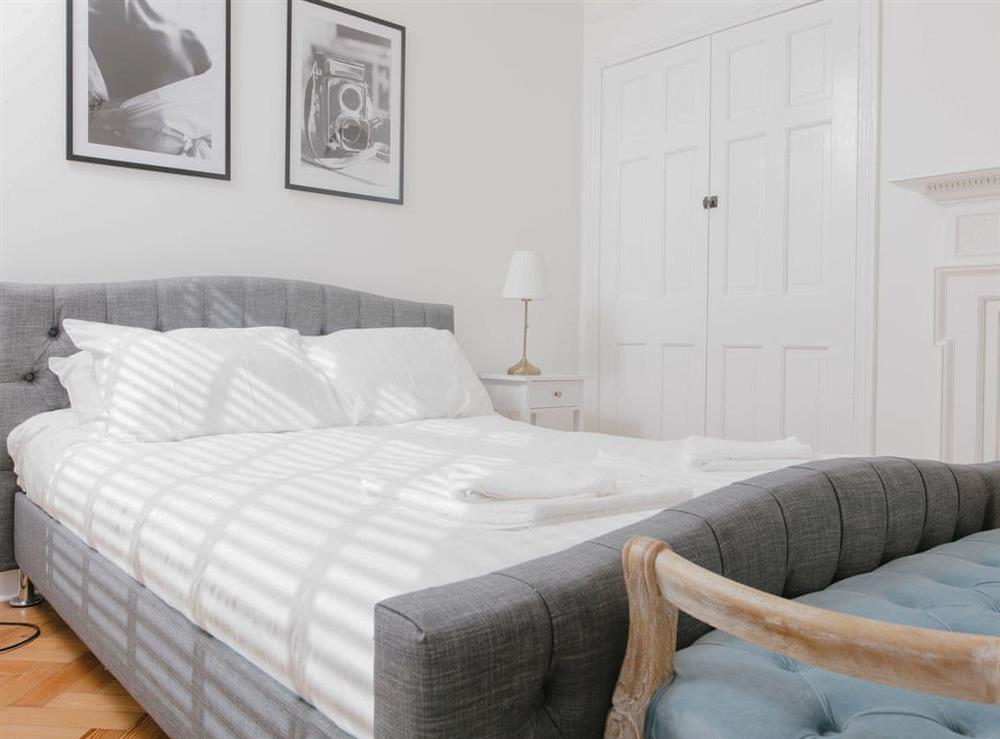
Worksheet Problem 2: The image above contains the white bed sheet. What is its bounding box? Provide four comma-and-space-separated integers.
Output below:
9, 411, 774, 738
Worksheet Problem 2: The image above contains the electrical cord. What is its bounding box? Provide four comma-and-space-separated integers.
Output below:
0, 621, 41, 653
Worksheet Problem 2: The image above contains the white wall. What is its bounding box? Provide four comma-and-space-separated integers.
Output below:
583, 0, 1000, 459
876, 0, 1000, 458
0, 0, 583, 377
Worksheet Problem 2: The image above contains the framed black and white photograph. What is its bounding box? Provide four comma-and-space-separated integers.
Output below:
67, 0, 231, 180
285, 0, 405, 204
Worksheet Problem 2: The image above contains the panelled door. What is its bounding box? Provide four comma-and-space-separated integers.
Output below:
705, 0, 859, 451
598, 38, 711, 439
596, 0, 862, 453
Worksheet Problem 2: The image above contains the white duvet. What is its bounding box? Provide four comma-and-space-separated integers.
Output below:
8, 411, 778, 738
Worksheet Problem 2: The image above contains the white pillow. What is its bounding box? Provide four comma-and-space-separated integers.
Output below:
62, 319, 351, 441
303, 327, 494, 425
49, 351, 105, 423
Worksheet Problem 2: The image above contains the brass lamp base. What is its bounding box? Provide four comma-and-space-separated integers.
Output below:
507, 357, 541, 376
508, 298, 541, 375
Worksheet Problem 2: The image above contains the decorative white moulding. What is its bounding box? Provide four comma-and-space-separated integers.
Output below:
892, 167, 1000, 204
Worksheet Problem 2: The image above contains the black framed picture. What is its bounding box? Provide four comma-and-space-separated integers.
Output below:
285, 0, 405, 204
67, 0, 231, 180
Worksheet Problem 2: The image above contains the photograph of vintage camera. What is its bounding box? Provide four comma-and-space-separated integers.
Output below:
298, 21, 393, 180
304, 52, 385, 163
286, 0, 404, 203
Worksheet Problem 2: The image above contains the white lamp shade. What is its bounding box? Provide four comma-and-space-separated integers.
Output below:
502, 251, 548, 300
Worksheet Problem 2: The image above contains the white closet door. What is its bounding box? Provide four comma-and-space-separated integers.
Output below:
598, 38, 711, 438
705, 1, 860, 452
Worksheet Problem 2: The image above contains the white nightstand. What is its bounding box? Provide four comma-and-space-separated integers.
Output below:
479, 374, 585, 431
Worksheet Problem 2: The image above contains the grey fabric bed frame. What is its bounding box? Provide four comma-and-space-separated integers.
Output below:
4, 277, 1000, 739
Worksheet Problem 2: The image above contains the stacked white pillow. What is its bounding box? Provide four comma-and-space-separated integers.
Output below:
49, 350, 105, 424
50, 321, 493, 440
57, 320, 351, 441
303, 327, 494, 425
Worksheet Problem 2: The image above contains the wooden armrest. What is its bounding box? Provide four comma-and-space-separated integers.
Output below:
604, 535, 1000, 739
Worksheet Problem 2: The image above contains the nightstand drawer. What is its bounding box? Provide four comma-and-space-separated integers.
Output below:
479, 374, 584, 431
529, 380, 581, 409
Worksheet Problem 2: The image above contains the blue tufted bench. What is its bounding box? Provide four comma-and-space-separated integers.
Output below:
645, 527, 1000, 738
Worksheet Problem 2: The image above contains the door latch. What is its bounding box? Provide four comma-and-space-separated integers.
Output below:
702, 195, 719, 210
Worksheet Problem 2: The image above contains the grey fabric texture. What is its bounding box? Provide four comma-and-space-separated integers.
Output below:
15, 494, 354, 739
0, 276, 454, 571
646, 525, 1000, 739
376, 458, 1000, 739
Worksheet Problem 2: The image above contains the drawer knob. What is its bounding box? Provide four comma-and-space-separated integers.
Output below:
553, 390, 562, 398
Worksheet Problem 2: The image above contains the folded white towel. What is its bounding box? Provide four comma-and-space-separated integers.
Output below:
682, 436, 812, 470
365, 478, 693, 528
362, 453, 694, 527
457, 463, 610, 500
697, 458, 811, 473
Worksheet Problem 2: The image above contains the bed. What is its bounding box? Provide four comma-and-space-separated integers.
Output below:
1, 276, 780, 739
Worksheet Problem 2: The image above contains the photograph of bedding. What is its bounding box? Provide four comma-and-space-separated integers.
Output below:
68, 0, 230, 178
8, 405, 798, 738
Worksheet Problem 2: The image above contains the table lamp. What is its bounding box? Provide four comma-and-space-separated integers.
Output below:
502, 250, 548, 375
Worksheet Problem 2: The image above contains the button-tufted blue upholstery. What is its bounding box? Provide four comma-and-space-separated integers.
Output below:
0, 277, 454, 572
646, 527, 1000, 738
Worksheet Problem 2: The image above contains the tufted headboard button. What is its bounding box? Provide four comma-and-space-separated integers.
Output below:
47, 326, 59, 338
22, 371, 36, 383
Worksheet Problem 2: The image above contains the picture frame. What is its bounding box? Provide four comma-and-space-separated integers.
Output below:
285, 0, 405, 204
66, 0, 231, 180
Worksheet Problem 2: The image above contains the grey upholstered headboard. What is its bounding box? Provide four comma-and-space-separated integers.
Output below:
0, 276, 454, 572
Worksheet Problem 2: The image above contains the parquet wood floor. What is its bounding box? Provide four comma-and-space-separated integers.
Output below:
0, 601, 168, 739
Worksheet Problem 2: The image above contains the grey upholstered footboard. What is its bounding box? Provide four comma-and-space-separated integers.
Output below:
14, 494, 354, 739
374, 457, 1000, 739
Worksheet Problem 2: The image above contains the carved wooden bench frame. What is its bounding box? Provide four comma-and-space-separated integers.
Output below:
603, 535, 1000, 739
